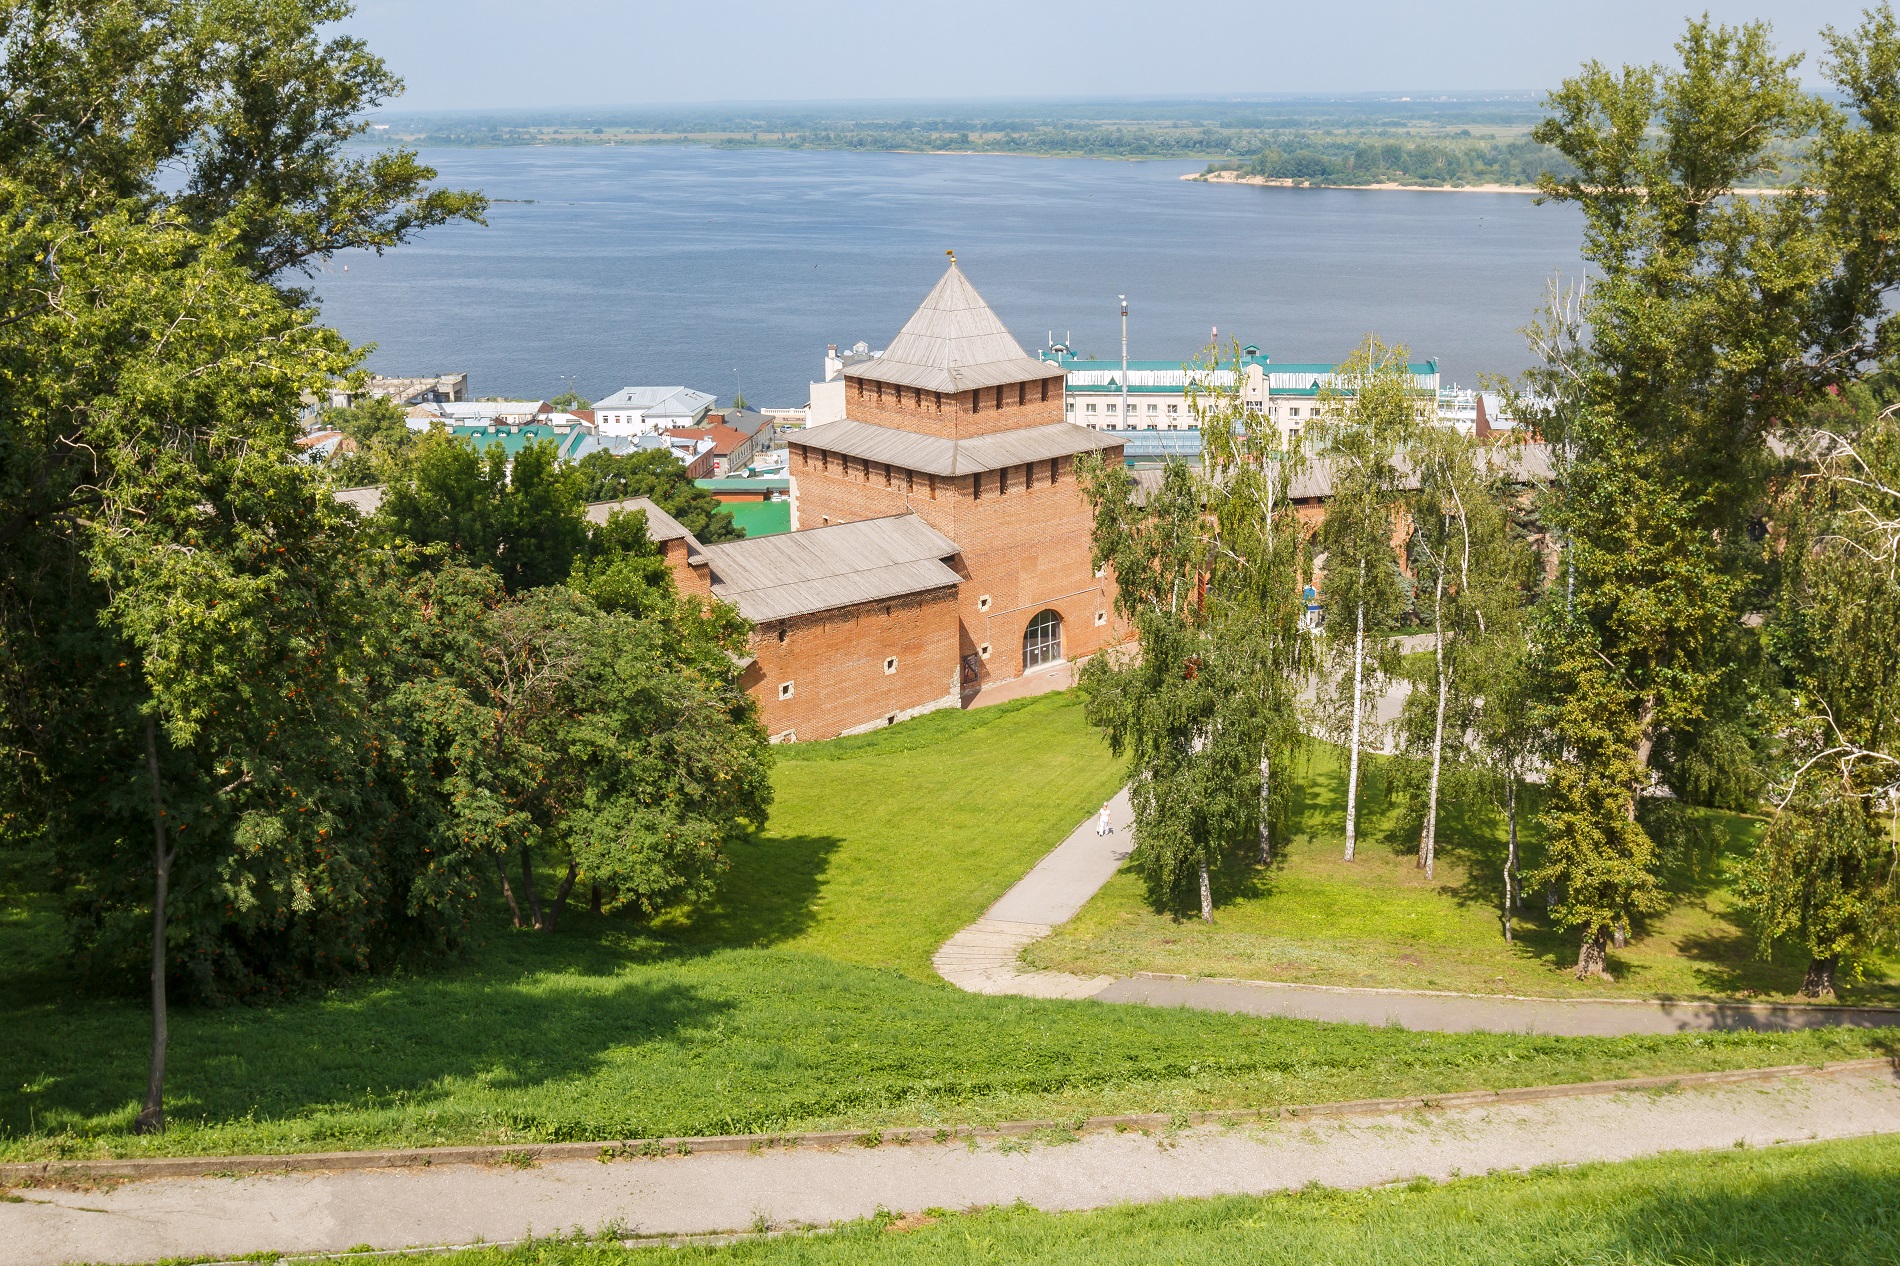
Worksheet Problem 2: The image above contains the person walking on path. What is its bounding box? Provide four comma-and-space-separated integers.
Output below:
1097, 803, 1114, 836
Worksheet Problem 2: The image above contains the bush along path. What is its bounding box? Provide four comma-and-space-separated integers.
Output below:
932, 796, 1900, 1036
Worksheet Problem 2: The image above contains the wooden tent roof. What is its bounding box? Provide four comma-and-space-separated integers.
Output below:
848, 262, 1064, 395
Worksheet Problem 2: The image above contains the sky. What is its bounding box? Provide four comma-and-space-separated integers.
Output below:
344, 0, 1881, 111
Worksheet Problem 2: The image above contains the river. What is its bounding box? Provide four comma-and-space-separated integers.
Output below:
314, 145, 1586, 405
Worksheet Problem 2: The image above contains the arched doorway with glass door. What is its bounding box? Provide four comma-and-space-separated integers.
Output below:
1022, 609, 1064, 673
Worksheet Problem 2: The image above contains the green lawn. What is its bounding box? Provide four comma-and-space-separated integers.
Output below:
432, 1134, 1900, 1265
655, 693, 1127, 977
1028, 743, 1900, 1004
1, 694, 1895, 1164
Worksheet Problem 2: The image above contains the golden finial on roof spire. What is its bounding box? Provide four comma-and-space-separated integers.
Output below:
946, 249, 956, 264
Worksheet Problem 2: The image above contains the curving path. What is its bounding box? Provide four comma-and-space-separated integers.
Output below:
932, 793, 1900, 1036
9, 1065, 1900, 1265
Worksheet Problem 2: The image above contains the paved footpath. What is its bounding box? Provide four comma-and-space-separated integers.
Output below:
933, 792, 1900, 1036
9, 1069, 1900, 1265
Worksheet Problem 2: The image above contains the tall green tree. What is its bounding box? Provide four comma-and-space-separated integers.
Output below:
1523, 8, 1900, 978
1743, 394, 1900, 994
1311, 339, 1416, 861
0, 0, 482, 1133
374, 431, 588, 592
0, 0, 485, 282
1194, 347, 1312, 865
0, 194, 478, 1133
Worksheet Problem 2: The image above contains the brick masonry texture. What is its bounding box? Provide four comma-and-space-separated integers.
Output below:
842, 375, 1065, 439
795, 445, 1128, 697
741, 586, 963, 742
660, 537, 710, 597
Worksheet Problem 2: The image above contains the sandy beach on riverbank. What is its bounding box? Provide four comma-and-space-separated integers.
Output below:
1187, 170, 1538, 193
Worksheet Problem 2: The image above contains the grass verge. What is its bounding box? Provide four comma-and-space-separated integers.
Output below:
430, 1133, 1900, 1264
1027, 743, 1900, 1003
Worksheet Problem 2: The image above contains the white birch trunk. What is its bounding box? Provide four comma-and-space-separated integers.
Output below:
1421, 566, 1447, 878
1344, 586, 1366, 862
1198, 862, 1213, 923
1258, 751, 1272, 863
1503, 778, 1519, 943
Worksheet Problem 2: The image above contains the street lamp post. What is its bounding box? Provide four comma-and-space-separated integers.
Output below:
1120, 295, 1129, 430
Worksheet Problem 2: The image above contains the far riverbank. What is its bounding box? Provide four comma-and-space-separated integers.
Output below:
1187, 170, 1538, 194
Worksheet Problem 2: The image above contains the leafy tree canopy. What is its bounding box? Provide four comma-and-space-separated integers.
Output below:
574, 448, 742, 543
0, 0, 486, 282
372, 431, 589, 593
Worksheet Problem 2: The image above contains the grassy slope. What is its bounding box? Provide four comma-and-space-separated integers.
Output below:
438, 1134, 1900, 1265
1, 694, 1894, 1163
657, 694, 1126, 978
1028, 744, 1900, 1004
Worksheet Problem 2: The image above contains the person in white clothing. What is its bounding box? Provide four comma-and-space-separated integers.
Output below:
1097, 803, 1113, 836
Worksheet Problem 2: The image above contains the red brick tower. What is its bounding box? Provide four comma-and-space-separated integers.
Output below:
792, 261, 1126, 699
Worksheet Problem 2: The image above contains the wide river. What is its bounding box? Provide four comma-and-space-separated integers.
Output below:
316, 145, 1586, 406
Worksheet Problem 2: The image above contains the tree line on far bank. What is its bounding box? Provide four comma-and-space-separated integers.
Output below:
1217, 133, 1577, 188
0, 0, 773, 1136
1084, 9, 1900, 996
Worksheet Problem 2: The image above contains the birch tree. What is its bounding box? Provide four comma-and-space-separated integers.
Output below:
1312, 339, 1416, 861
1396, 428, 1537, 880
1077, 347, 1310, 920
1742, 399, 1900, 995
1196, 347, 1312, 866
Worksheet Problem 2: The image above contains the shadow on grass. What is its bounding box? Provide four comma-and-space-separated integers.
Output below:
1596, 1151, 1900, 1262
0, 908, 737, 1140
653, 833, 843, 950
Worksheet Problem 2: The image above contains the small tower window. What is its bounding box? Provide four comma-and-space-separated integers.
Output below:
884, 657, 898, 675
778, 681, 795, 700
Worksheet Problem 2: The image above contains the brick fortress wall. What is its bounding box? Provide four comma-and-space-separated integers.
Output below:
740, 586, 962, 742
792, 443, 1127, 696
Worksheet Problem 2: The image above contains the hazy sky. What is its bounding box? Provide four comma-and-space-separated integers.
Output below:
345, 0, 1880, 112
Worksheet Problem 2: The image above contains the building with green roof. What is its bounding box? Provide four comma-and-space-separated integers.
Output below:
1042, 348, 1440, 447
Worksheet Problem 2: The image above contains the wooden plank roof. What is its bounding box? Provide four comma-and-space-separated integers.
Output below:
846, 262, 1065, 394
698, 514, 961, 623
796, 418, 1122, 477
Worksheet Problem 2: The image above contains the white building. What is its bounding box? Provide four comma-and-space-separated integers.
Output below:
806, 341, 883, 426
592, 386, 716, 436
404, 399, 552, 431
1047, 348, 1441, 448
1435, 386, 1515, 436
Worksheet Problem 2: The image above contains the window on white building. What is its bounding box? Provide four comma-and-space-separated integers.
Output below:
1146, 403, 1158, 414
1085, 403, 1097, 413
1166, 404, 1179, 416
